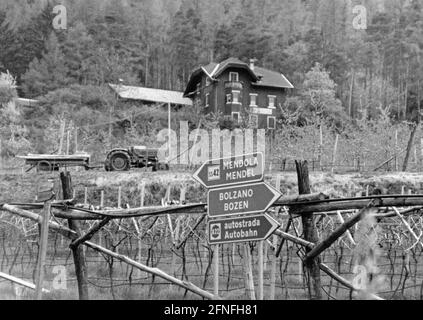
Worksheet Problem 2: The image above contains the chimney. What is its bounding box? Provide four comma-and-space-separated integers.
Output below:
249, 58, 255, 71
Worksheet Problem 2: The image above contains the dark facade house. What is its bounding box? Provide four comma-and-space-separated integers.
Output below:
183, 57, 293, 129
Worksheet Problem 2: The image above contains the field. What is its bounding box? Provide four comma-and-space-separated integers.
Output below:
1, 169, 423, 300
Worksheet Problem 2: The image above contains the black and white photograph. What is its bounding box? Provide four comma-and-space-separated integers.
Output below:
0, 0, 423, 308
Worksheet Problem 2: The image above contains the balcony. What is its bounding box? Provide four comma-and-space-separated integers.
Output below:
224, 81, 243, 90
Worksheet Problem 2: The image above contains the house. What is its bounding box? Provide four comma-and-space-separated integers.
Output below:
183, 57, 293, 129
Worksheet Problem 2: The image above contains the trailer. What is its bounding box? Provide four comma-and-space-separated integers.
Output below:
17, 153, 91, 172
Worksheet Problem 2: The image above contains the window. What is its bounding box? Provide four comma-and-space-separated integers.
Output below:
206, 77, 211, 87
196, 83, 201, 95
226, 93, 232, 104
232, 90, 240, 104
205, 93, 210, 108
250, 93, 258, 106
229, 72, 239, 82
267, 116, 276, 129
268, 95, 276, 108
249, 114, 258, 128
232, 112, 240, 123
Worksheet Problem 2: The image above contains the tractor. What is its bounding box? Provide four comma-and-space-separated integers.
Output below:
104, 146, 169, 172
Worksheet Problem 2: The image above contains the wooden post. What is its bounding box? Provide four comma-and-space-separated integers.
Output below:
331, 134, 339, 174
60, 172, 89, 300
263, 240, 268, 271
213, 245, 219, 296
0, 139, 2, 171
74, 128, 78, 153
336, 211, 356, 245
180, 185, 186, 204
35, 202, 51, 300
295, 160, 322, 300
298, 258, 303, 283
58, 120, 66, 155
117, 186, 122, 209
66, 130, 70, 155
269, 235, 278, 300
100, 190, 104, 208
137, 183, 145, 277
395, 130, 398, 171
84, 187, 88, 206
319, 125, 323, 170
258, 241, 264, 300
243, 243, 256, 300
403, 124, 418, 171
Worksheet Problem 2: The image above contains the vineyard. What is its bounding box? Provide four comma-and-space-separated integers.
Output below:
0, 167, 423, 300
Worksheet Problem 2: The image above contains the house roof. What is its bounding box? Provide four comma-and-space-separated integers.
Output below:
109, 84, 193, 106
183, 57, 293, 97
15, 98, 39, 107
252, 67, 294, 89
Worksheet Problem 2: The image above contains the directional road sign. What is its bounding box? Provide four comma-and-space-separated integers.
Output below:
207, 182, 281, 217
208, 214, 280, 245
193, 153, 264, 189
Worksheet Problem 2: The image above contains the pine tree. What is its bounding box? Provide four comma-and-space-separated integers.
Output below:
2, 2, 56, 84
21, 32, 70, 97
61, 21, 95, 84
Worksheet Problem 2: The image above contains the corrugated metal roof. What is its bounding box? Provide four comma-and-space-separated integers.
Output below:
15, 98, 39, 106
109, 84, 193, 106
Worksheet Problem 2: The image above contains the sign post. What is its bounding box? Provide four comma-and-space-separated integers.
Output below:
194, 152, 282, 300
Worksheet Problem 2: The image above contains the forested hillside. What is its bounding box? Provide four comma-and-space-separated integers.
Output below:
1, 0, 423, 167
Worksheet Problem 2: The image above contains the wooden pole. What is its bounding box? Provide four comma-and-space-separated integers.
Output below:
305, 201, 375, 262
138, 183, 145, 277
58, 120, 65, 155
395, 130, 398, 171
100, 190, 104, 209
336, 211, 356, 245
168, 103, 171, 165
74, 128, 78, 153
66, 130, 70, 155
269, 235, 278, 300
295, 160, 322, 300
84, 187, 88, 206
392, 207, 423, 249
140, 183, 145, 207
213, 245, 219, 296
35, 202, 51, 300
85, 241, 219, 300
0, 271, 50, 294
403, 124, 418, 171
118, 186, 122, 209
243, 243, 256, 300
60, 172, 89, 300
319, 125, 323, 170
331, 134, 339, 174
0, 139, 2, 170
258, 240, 264, 300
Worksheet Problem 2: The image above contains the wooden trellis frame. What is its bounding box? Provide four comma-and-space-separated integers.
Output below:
2, 161, 423, 300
